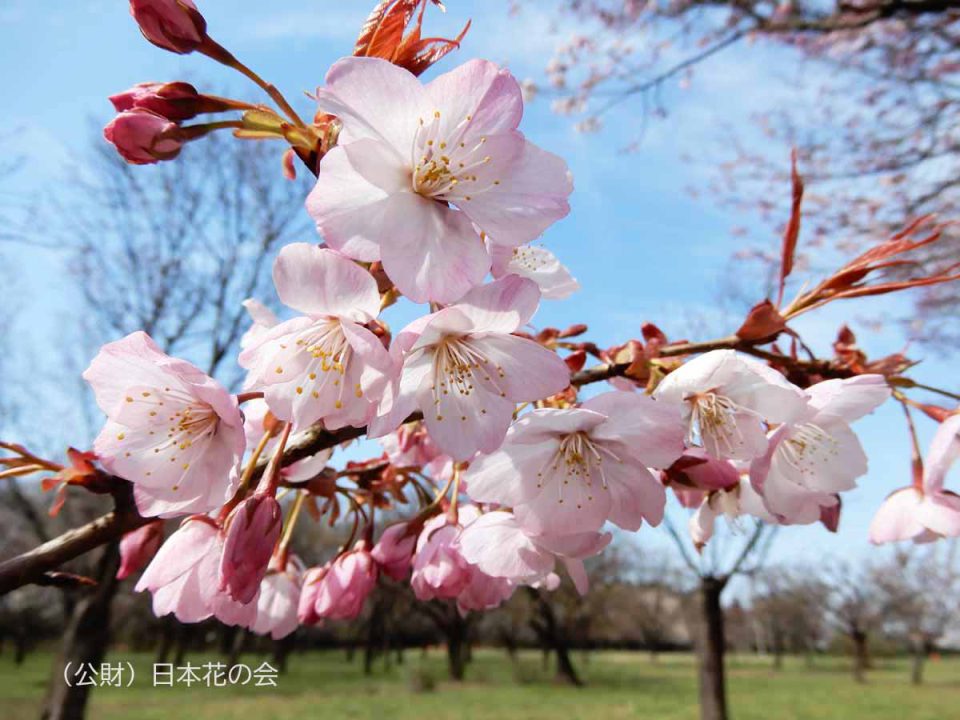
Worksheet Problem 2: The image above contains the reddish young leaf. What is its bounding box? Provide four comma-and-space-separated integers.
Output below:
777, 149, 804, 306
735, 299, 787, 342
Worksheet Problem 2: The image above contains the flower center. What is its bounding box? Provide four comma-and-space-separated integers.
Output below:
686, 391, 747, 456
411, 110, 496, 200
288, 319, 360, 409
117, 387, 220, 488
778, 422, 838, 480
536, 431, 621, 508
429, 337, 506, 421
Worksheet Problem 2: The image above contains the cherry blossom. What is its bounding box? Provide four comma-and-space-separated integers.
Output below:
410, 507, 484, 602
298, 542, 378, 624
84, 331, 246, 519
457, 510, 611, 594
135, 516, 257, 626
465, 391, 685, 534
379, 422, 442, 468
870, 414, 960, 544
370, 275, 570, 460
251, 555, 303, 640
689, 478, 777, 550
240, 299, 279, 351
751, 375, 889, 524
240, 244, 393, 431
129, 0, 207, 54
306, 57, 573, 303
371, 522, 417, 581
456, 570, 515, 615
104, 109, 183, 165
489, 243, 579, 300
653, 349, 807, 461
219, 495, 283, 604
116, 521, 164, 580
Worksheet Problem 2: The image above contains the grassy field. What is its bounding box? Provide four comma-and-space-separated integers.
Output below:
2, 648, 957, 720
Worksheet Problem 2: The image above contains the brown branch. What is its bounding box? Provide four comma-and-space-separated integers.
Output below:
0, 484, 142, 595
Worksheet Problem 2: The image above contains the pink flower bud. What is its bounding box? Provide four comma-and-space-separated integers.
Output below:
109, 81, 208, 122
371, 523, 416, 581
129, 0, 207, 54
116, 520, 164, 580
219, 495, 282, 604
103, 109, 183, 165
301, 542, 377, 624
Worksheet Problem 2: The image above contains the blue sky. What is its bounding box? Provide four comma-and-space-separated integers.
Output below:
1, 0, 955, 570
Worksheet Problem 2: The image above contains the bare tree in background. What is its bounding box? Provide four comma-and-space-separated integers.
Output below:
36, 131, 310, 720
663, 515, 778, 720
520, 0, 960, 345
875, 543, 960, 685
750, 566, 831, 669
823, 561, 886, 684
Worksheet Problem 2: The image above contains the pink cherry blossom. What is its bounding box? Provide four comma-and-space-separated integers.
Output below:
116, 520, 164, 580
689, 478, 777, 549
240, 299, 279, 351
251, 555, 303, 640
465, 391, 685, 534
109, 81, 205, 122
370, 276, 570, 461
84, 331, 246, 519
457, 511, 611, 594
135, 516, 257, 626
371, 523, 417, 581
219, 495, 283, 604
489, 244, 579, 300
129, 0, 206, 54
299, 542, 378, 623
379, 422, 442, 468
653, 349, 807, 461
306, 57, 573, 303
240, 244, 393, 431
456, 569, 515, 615
750, 375, 890, 524
869, 414, 960, 544
104, 109, 183, 165
410, 508, 478, 601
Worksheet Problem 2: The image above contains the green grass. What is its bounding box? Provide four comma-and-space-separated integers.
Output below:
2, 649, 957, 719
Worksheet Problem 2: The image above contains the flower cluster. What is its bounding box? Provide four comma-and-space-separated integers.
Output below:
9, 0, 959, 643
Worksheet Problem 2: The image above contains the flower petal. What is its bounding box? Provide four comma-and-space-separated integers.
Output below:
378, 194, 490, 304
459, 139, 573, 247
316, 56, 425, 152
453, 275, 541, 333
307, 140, 410, 262
273, 244, 381, 322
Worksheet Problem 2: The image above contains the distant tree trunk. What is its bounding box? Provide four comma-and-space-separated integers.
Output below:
910, 636, 928, 686
273, 633, 295, 674
697, 576, 729, 720
155, 618, 176, 664
772, 640, 784, 671
444, 612, 469, 681
14, 632, 27, 665
395, 645, 404, 666
527, 588, 582, 686
851, 630, 869, 684
226, 628, 247, 668
41, 542, 120, 720
173, 624, 190, 667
